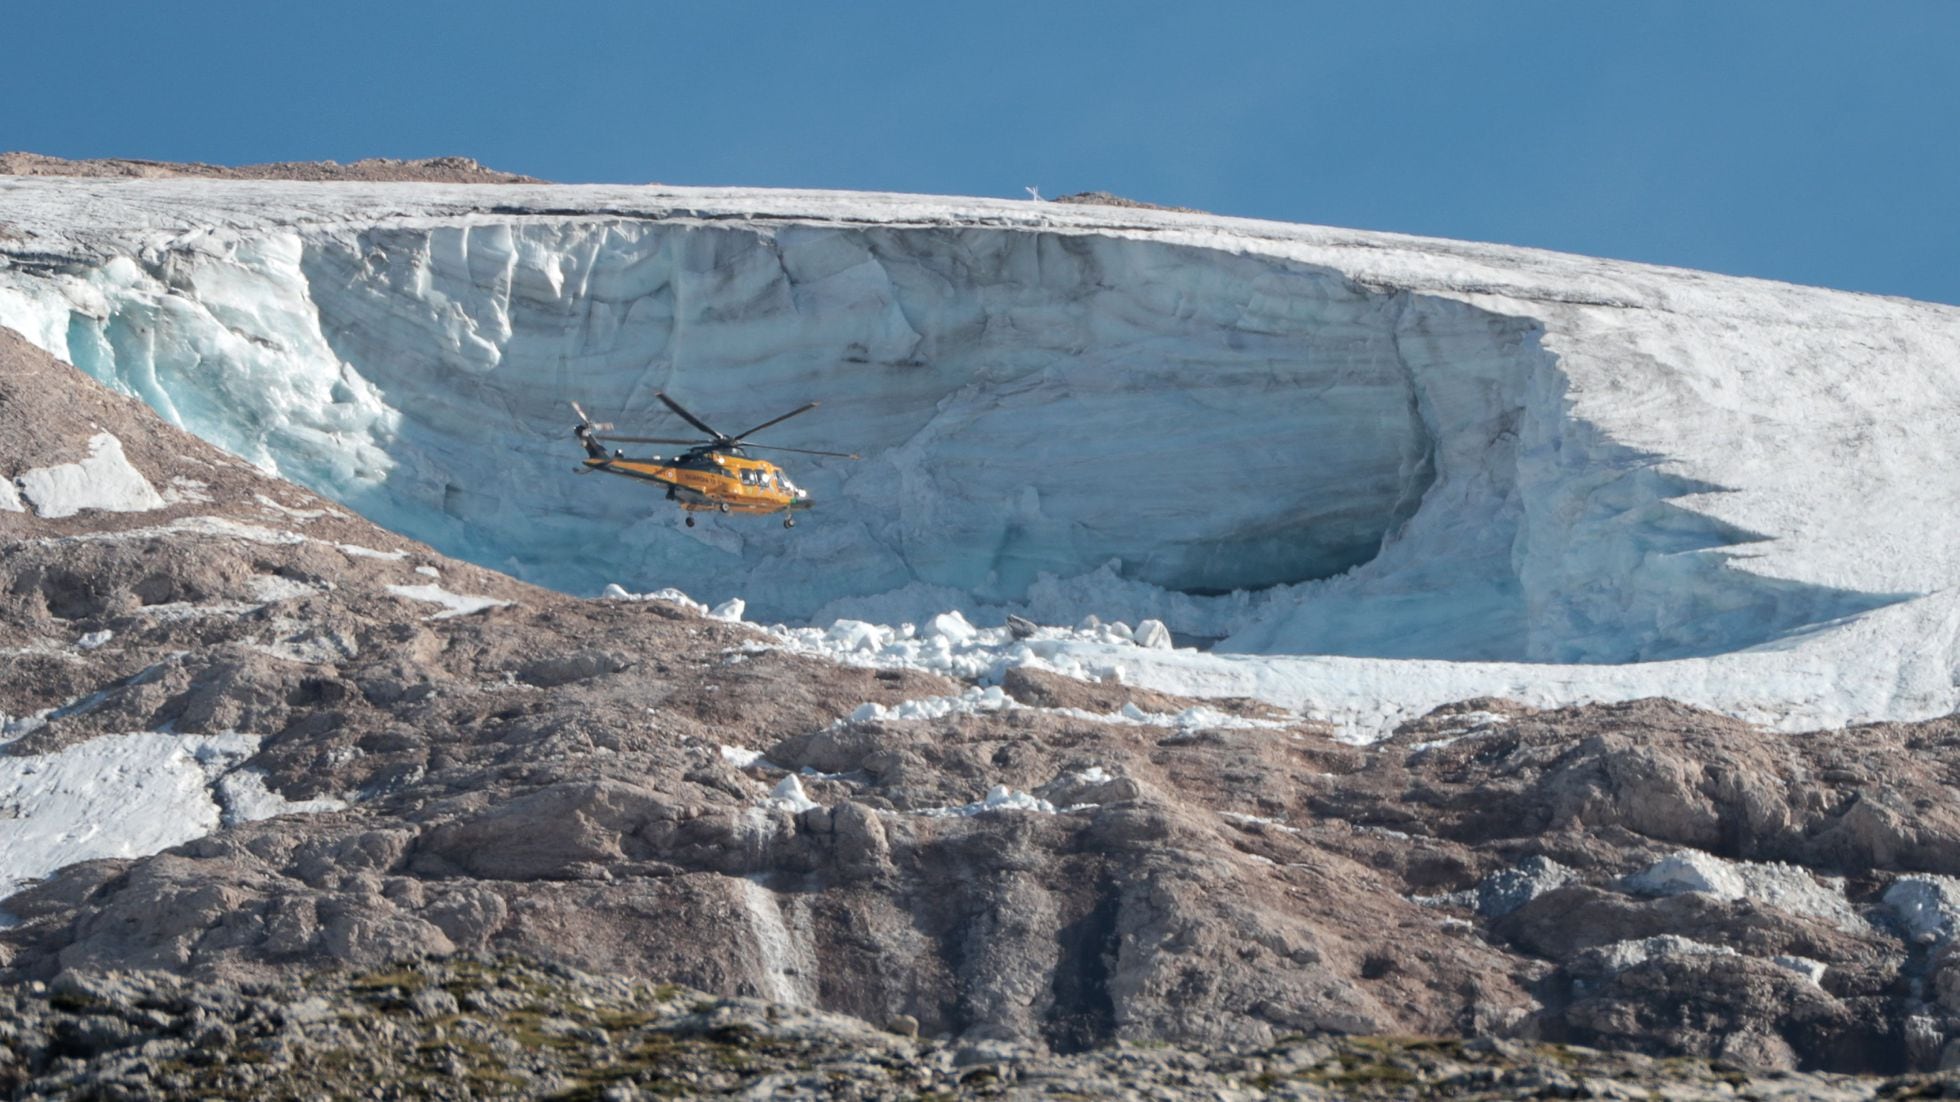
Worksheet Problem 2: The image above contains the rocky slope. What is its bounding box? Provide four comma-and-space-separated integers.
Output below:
0, 152, 539, 183
7, 956, 1949, 1100
8, 324, 1960, 1092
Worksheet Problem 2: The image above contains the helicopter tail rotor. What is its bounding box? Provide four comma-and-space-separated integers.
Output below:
571, 402, 616, 460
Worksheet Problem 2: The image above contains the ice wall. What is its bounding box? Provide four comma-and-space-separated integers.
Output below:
1, 180, 1953, 675
295, 223, 1444, 608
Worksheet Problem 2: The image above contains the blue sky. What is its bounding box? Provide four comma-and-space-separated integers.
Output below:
8, 1, 1957, 303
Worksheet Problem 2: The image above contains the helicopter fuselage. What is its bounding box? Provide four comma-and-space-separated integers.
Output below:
570, 391, 848, 527
584, 449, 811, 515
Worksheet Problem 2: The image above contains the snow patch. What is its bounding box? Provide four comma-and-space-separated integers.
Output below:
1625, 850, 1860, 930
1774, 955, 1829, 985
47, 514, 305, 547
834, 680, 1296, 736
735, 876, 818, 1008
248, 618, 359, 664
384, 583, 511, 620
248, 574, 324, 603
0, 478, 24, 512
720, 744, 766, 768
162, 477, 211, 505
15, 433, 165, 518
0, 732, 257, 901
337, 543, 408, 561
214, 768, 348, 827
1220, 811, 1300, 834
254, 493, 333, 520
132, 600, 258, 622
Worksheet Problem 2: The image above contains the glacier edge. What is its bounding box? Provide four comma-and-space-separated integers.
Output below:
1, 178, 1957, 730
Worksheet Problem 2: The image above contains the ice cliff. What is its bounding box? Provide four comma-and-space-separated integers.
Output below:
3, 179, 1958, 727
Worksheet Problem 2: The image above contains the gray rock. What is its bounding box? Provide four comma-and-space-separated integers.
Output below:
1477, 855, 1577, 918
408, 987, 458, 1019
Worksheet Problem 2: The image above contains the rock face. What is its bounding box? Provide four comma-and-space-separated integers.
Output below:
6, 327, 1960, 1083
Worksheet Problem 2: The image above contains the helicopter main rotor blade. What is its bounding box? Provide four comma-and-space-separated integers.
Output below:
655, 392, 725, 440
738, 443, 862, 459
569, 402, 612, 431
595, 434, 707, 446
730, 401, 820, 443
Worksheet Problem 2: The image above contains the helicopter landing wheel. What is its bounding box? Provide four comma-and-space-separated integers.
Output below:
684, 515, 695, 528
718, 503, 730, 513
783, 516, 796, 529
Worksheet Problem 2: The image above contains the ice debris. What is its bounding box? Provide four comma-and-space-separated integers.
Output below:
765, 775, 821, 814
721, 745, 767, 769
847, 686, 1012, 725
917, 786, 1061, 818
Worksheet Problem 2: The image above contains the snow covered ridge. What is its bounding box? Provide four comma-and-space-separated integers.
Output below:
2, 179, 1958, 728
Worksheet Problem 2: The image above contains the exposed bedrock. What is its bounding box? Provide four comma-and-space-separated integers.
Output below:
3, 217, 1903, 661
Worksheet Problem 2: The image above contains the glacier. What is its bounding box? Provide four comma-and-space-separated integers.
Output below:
2, 178, 1958, 729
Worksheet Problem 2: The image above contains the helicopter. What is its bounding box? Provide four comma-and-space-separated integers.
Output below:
571, 392, 858, 528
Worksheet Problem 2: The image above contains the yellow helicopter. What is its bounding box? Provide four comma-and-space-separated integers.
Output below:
571, 392, 858, 528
